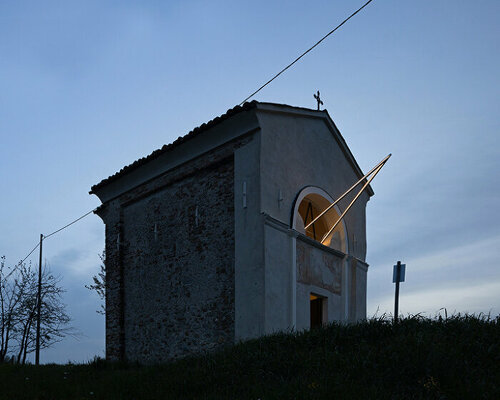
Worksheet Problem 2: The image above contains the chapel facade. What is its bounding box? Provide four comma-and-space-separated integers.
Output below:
90, 101, 373, 363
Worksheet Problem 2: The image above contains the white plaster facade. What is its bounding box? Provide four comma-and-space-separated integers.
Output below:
233, 103, 372, 340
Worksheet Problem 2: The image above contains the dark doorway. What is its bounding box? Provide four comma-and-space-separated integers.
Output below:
310, 294, 324, 328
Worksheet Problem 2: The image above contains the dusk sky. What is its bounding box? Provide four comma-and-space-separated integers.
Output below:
1, 1, 498, 363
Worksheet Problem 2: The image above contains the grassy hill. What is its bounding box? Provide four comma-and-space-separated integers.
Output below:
2, 314, 499, 399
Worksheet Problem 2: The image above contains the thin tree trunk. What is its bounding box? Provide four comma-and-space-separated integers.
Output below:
17, 309, 34, 364
21, 334, 30, 365
0, 280, 5, 361
16, 321, 29, 363
1, 314, 14, 362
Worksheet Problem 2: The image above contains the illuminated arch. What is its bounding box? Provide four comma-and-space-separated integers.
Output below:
291, 186, 348, 253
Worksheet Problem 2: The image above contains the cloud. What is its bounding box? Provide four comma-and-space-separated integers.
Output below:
368, 234, 500, 317
371, 280, 500, 318
47, 238, 103, 279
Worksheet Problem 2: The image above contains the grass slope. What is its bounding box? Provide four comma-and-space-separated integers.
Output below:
2, 315, 499, 399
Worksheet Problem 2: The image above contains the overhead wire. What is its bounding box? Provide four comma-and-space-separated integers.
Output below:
18, 242, 40, 265
5, 241, 41, 279
43, 208, 96, 240
7, 207, 97, 276
239, 0, 374, 105
8, 0, 374, 274
5, 206, 97, 365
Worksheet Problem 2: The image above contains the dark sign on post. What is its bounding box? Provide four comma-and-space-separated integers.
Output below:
393, 261, 406, 322
393, 263, 406, 283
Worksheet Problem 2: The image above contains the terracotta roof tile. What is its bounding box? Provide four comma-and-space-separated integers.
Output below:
90, 101, 258, 194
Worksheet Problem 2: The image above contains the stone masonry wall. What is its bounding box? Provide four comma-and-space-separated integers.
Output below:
119, 157, 235, 363
98, 134, 253, 363
96, 201, 124, 362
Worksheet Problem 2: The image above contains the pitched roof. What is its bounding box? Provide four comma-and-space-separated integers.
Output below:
90, 101, 258, 194
90, 101, 374, 198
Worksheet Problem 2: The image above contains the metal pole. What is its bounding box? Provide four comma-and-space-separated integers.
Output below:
35, 233, 43, 365
394, 260, 401, 323
320, 162, 385, 244
305, 154, 391, 230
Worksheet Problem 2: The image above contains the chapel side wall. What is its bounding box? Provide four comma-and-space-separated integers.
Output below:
119, 157, 235, 363
96, 136, 248, 363
93, 113, 261, 362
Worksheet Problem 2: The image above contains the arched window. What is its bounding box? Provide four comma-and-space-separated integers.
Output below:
292, 187, 347, 253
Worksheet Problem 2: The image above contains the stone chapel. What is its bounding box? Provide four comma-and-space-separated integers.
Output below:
90, 101, 373, 363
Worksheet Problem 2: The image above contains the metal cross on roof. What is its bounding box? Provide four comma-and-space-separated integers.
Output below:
314, 90, 324, 110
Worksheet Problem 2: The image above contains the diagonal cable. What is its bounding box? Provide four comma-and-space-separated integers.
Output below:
239, 0, 374, 105
43, 208, 96, 239
6, 208, 96, 277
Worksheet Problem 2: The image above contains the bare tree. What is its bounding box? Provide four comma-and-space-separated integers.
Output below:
0, 256, 72, 364
85, 251, 105, 315
0, 256, 28, 362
